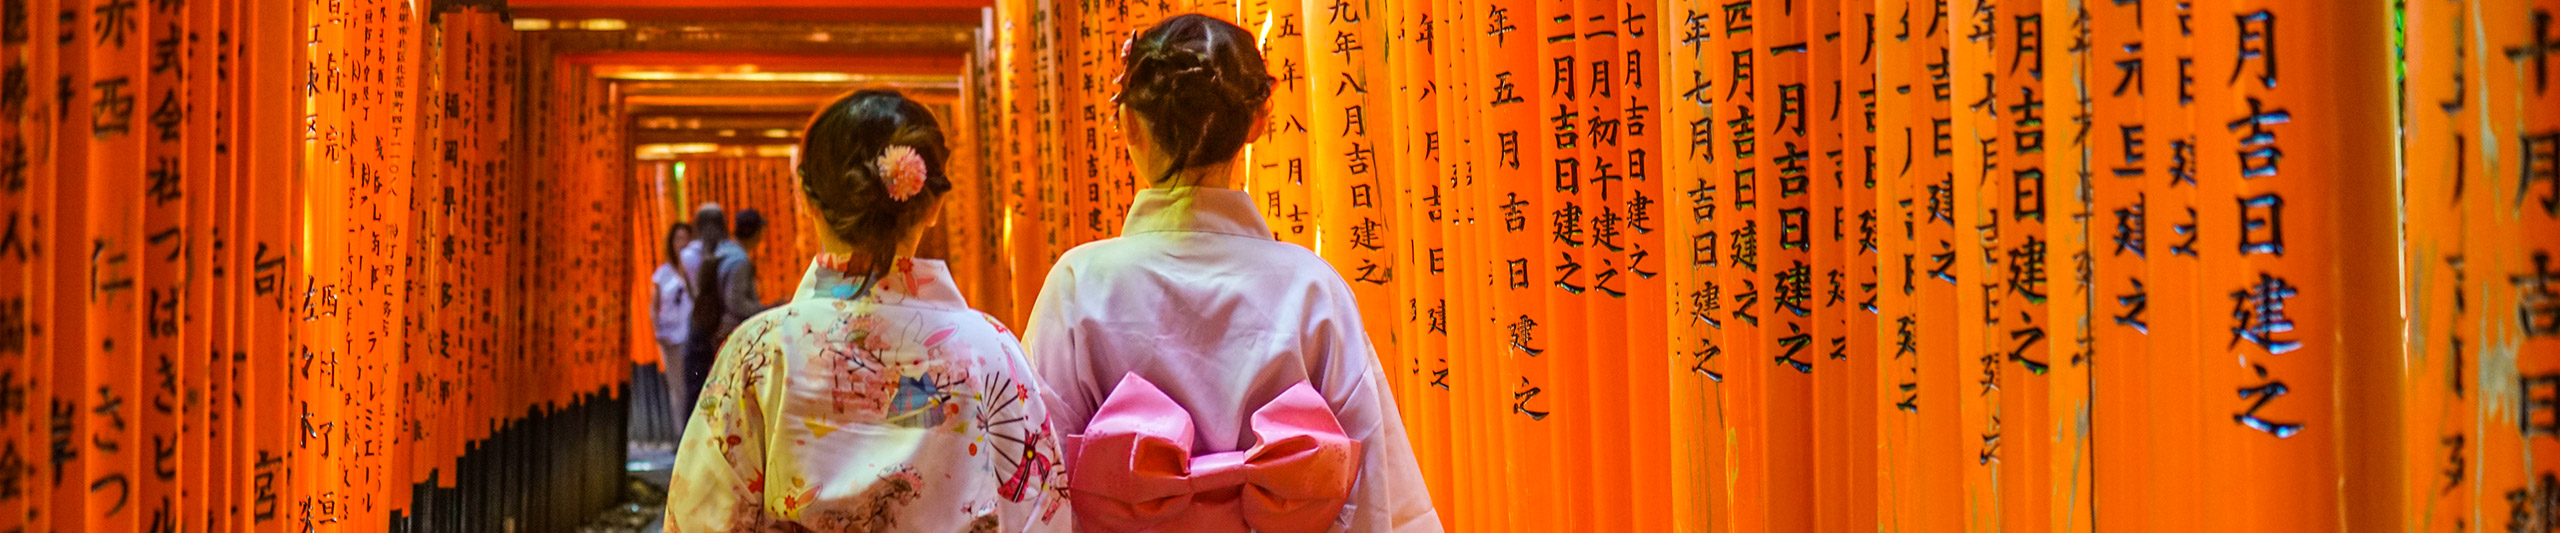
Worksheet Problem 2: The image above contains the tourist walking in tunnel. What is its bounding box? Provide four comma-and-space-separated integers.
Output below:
667, 89, 1071, 532
684, 203, 777, 415
683, 202, 732, 411
1022, 14, 1442, 533
651, 222, 700, 439
724, 207, 775, 325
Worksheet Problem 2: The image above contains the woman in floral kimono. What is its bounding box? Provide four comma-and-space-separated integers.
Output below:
1023, 14, 1442, 533
669, 89, 1071, 533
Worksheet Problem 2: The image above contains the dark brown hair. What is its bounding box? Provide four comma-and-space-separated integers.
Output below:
797, 89, 954, 301
663, 222, 691, 266
1115, 13, 1273, 186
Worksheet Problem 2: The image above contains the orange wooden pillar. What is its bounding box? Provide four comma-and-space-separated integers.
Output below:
1481, 0, 1560, 529
253, 1, 306, 531
1567, 0, 1634, 524
996, 0, 1034, 328
1060, 0, 1090, 250
1948, 0, 1996, 522
1874, 0, 1915, 527
2085, 0, 2151, 526
1533, 0, 1592, 526
1913, 0, 1962, 523
1664, 0, 1726, 527
1806, 0, 1853, 530
2188, 0, 2399, 529
2137, 0, 2207, 527
1248, 0, 1315, 248
1752, 0, 1814, 527
1423, 0, 1460, 522
413, 9, 455, 507
2003, 0, 2057, 526
302, 0, 349, 525
1470, 0, 1504, 521
1095, 0, 1124, 245
1384, 0, 1413, 465
2397, 0, 2474, 529
1708, 0, 1765, 528
2192, 0, 2254, 525
1615, 0, 1674, 530
2494, 0, 2560, 528
146, 0, 199, 525
1386, 0, 1457, 521
360, 0, 423, 522
48, 0, 94, 520
2037, 0, 2096, 528
1949, 0, 2001, 523
2471, 0, 2560, 531
1455, 0, 1483, 519
86, 0, 152, 526
1437, 0, 1491, 527
210, 3, 248, 525
1005, 0, 1053, 329
24, 0, 62, 526
184, 0, 237, 527
1874, 0, 1964, 528
0, 0, 53, 529
1306, 0, 1401, 409
1839, 0, 1883, 529
1990, 0, 2057, 527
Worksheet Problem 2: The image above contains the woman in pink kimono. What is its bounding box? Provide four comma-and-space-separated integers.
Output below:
1024, 14, 1443, 533
669, 89, 1071, 532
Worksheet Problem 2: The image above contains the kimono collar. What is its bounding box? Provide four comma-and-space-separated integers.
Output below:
793, 254, 970, 311
1119, 187, 1275, 240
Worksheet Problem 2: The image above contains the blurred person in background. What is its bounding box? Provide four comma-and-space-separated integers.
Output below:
654, 222, 698, 425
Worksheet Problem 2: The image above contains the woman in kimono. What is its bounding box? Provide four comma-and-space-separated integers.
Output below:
1024, 14, 1442, 533
669, 89, 1071, 533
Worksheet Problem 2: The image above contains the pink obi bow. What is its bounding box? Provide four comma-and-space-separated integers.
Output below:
1065, 374, 1362, 533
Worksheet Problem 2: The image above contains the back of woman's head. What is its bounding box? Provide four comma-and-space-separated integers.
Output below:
798, 89, 953, 299
1116, 13, 1272, 185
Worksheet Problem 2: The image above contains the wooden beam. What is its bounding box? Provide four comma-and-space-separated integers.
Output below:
509, 0, 988, 7
629, 131, 805, 145
559, 51, 967, 74
626, 94, 839, 107
509, 6, 986, 25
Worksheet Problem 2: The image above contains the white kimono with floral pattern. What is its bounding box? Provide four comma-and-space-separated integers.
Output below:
669, 257, 1071, 533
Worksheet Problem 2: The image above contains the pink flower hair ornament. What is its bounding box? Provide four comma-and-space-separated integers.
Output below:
874, 145, 930, 201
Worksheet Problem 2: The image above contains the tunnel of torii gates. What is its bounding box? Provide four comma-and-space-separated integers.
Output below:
0, 0, 2551, 530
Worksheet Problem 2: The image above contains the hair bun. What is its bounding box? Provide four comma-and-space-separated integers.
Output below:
1157, 64, 1242, 110
1142, 44, 1211, 72
1116, 14, 1271, 186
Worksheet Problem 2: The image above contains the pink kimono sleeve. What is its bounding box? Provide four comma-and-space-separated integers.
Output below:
1309, 282, 1446, 533
1024, 262, 1098, 438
